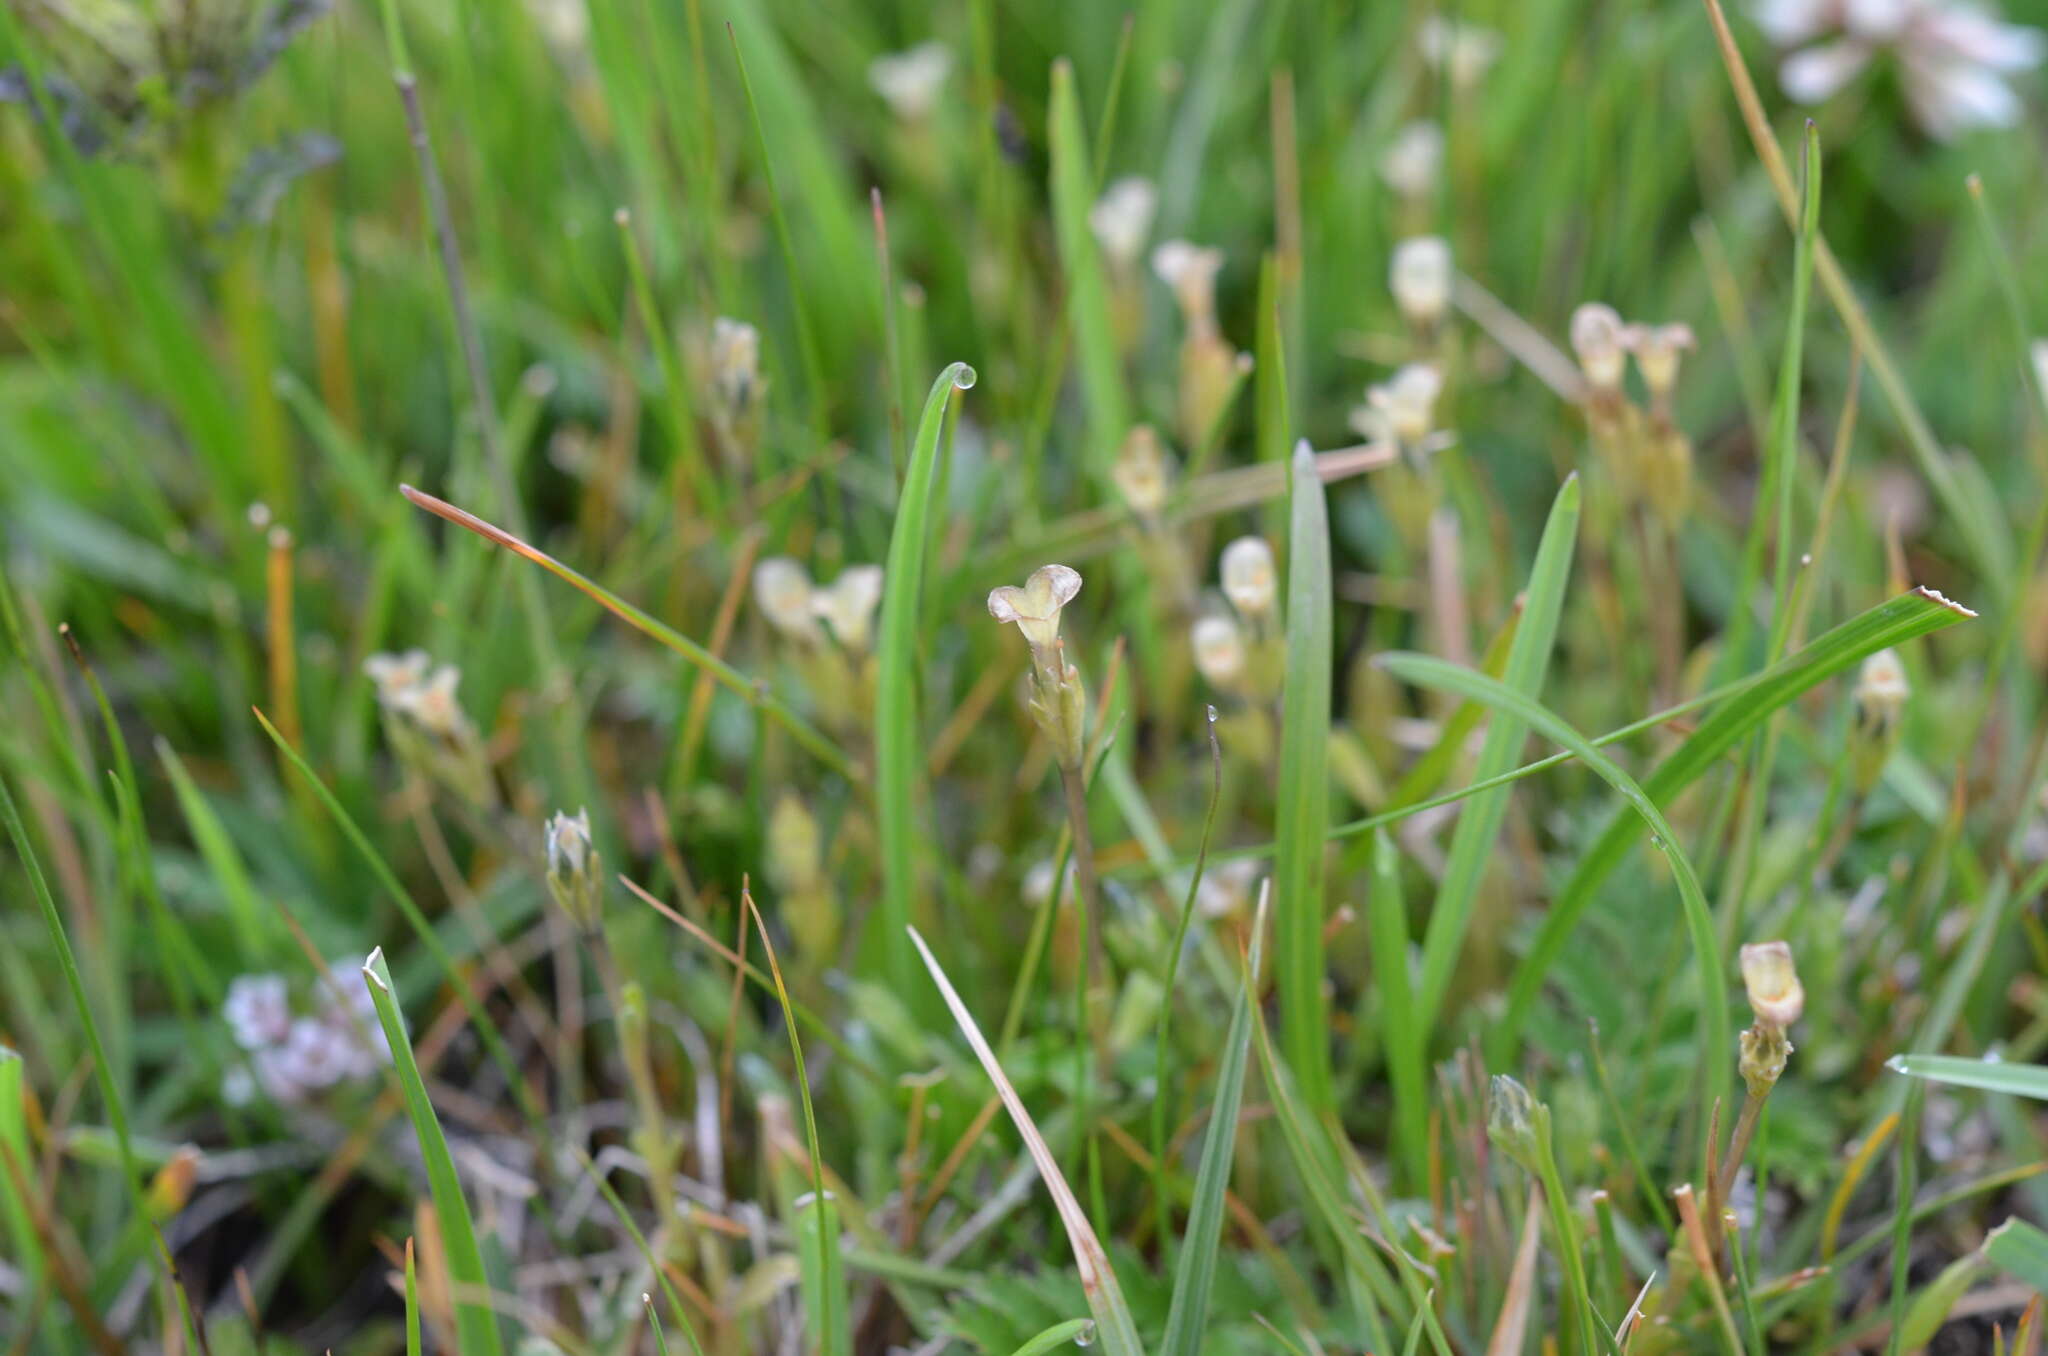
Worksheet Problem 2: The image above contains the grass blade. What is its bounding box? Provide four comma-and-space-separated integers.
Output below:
1887, 1054, 2048, 1101
1416, 473, 1580, 1028
1160, 883, 1267, 1356
908, 926, 1147, 1356
361, 947, 505, 1356
405, 1236, 422, 1356
1369, 829, 1427, 1191
1048, 58, 1129, 476
1275, 439, 1334, 1112
1376, 654, 1734, 1115
1010, 1319, 1097, 1355
876, 362, 977, 1001
1986, 1218, 2048, 1291
1492, 587, 1976, 1061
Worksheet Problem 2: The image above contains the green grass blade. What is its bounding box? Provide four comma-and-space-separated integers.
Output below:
1376, 654, 1733, 1115
158, 740, 277, 961
908, 926, 1147, 1356
876, 362, 976, 1001
1416, 473, 1580, 1028
0, 1048, 38, 1308
405, 1237, 422, 1356
360, 947, 505, 1356
1369, 829, 1426, 1191
1492, 587, 1976, 1061
1887, 1054, 2048, 1101
1160, 885, 1266, 1356
1985, 1218, 2048, 1290
1275, 440, 1334, 1112
1049, 58, 1129, 476
1009, 1319, 1097, 1355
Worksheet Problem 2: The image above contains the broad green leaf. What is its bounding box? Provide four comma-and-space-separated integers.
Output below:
1985, 1218, 2048, 1291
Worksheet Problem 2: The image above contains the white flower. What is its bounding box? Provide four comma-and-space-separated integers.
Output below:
1418, 16, 1503, 89
1219, 537, 1277, 619
545, 808, 593, 880
1367, 364, 1444, 447
1112, 426, 1174, 517
1191, 615, 1246, 688
709, 317, 763, 416
1089, 177, 1157, 269
811, 565, 886, 651
363, 649, 431, 709
754, 557, 821, 643
1757, 0, 2044, 139
1621, 322, 1697, 398
275, 1016, 358, 1091
224, 974, 291, 1050
988, 565, 1083, 655
1570, 303, 1629, 391
1389, 236, 1453, 329
393, 664, 473, 740
1379, 121, 1445, 199
1152, 240, 1226, 325
1853, 648, 1911, 735
869, 42, 952, 120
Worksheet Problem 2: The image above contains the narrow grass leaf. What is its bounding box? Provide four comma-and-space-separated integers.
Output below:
1376, 654, 1734, 1110
1048, 58, 1128, 472
1494, 587, 1976, 1060
1417, 473, 1579, 1027
1275, 439, 1334, 1112
1160, 884, 1267, 1356
1986, 1218, 2048, 1291
1009, 1319, 1097, 1355
405, 1237, 422, 1356
1887, 1054, 2048, 1101
908, 926, 1147, 1356
0, 1048, 37, 1305
876, 363, 977, 1000
360, 948, 505, 1356
1369, 830, 1427, 1190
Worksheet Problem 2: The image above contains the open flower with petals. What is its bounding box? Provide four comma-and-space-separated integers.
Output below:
754, 557, 821, 644
869, 42, 952, 120
988, 565, 1082, 657
812, 565, 886, 652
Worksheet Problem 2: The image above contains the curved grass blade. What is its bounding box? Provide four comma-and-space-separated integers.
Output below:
1887, 1054, 2048, 1102
1985, 1218, 2048, 1291
1160, 883, 1267, 1356
1275, 439, 1334, 1112
1049, 59, 1128, 476
1375, 654, 1733, 1112
398, 486, 853, 779
1416, 473, 1579, 1028
1009, 1319, 1097, 1356
908, 926, 1147, 1356
876, 363, 977, 1001
361, 948, 505, 1356
1492, 587, 1976, 1061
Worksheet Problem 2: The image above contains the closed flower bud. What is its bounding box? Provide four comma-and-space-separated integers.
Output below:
1571, 303, 1628, 393
545, 808, 603, 931
1112, 425, 1174, 518
868, 42, 952, 121
1367, 363, 1444, 449
754, 557, 821, 644
1219, 536, 1277, 619
1739, 1022, 1792, 1097
811, 565, 886, 652
1389, 236, 1453, 331
1739, 940, 1804, 1029
1486, 1074, 1543, 1173
1089, 177, 1157, 271
1191, 615, 1246, 689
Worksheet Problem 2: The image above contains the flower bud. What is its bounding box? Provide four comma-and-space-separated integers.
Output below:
1219, 536, 1277, 619
1389, 236, 1452, 331
1379, 121, 1444, 201
1852, 648, 1909, 741
1152, 240, 1225, 333
1486, 1074, 1543, 1173
1739, 940, 1803, 1029
1089, 177, 1157, 272
544, 808, 603, 931
1112, 425, 1174, 518
1191, 615, 1246, 689
1367, 363, 1444, 449
754, 557, 821, 644
1739, 1022, 1792, 1098
811, 565, 885, 652
1571, 303, 1628, 393
708, 317, 763, 420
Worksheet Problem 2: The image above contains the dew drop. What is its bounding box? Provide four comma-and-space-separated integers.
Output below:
1073, 1321, 1097, 1349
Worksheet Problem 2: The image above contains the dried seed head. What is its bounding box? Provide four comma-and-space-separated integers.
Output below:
1852, 648, 1910, 739
811, 565, 886, 652
1379, 120, 1445, 199
1571, 303, 1629, 392
1367, 363, 1444, 447
868, 41, 952, 120
1152, 239, 1226, 328
754, 557, 821, 643
1219, 536, 1278, 619
1389, 236, 1453, 330
1622, 321, 1696, 400
1112, 425, 1174, 518
1089, 176, 1158, 270
988, 564, 1083, 656
1191, 614, 1247, 688
708, 317, 763, 417
1739, 1021, 1792, 1097
1740, 940, 1804, 1029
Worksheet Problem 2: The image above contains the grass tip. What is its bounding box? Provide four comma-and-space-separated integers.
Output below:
1911, 585, 1977, 618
